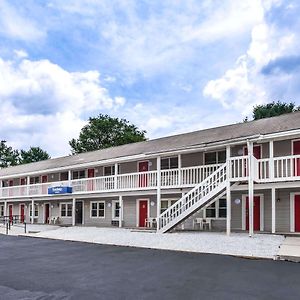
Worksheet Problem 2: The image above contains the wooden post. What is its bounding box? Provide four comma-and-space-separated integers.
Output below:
269, 140, 274, 180
271, 187, 276, 233
247, 141, 254, 237
31, 199, 34, 224
68, 170, 72, 185
119, 195, 123, 228
114, 163, 118, 190
178, 154, 182, 186
226, 146, 231, 236
72, 198, 76, 226
156, 156, 161, 231
27, 176, 30, 196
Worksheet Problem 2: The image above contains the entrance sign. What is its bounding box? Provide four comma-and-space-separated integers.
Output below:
48, 186, 72, 195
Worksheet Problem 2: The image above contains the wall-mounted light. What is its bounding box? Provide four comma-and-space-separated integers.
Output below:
150, 201, 155, 206
51, 205, 54, 208
235, 198, 241, 205
107, 202, 112, 208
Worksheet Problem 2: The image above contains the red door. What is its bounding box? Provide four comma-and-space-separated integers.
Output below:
246, 196, 260, 231
139, 200, 148, 227
138, 161, 149, 187
87, 169, 95, 191
20, 204, 25, 223
41, 175, 48, 194
45, 204, 50, 224
293, 141, 300, 176
20, 178, 26, 196
9, 205, 13, 222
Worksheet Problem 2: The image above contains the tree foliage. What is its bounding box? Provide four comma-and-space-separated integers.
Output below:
0, 141, 19, 168
0, 141, 50, 168
19, 147, 50, 164
69, 114, 147, 154
252, 101, 300, 120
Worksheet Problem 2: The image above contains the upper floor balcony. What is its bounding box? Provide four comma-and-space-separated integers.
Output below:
1, 153, 300, 199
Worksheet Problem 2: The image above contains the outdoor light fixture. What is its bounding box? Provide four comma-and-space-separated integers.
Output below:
235, 198, 241, 205
51, 205, 54, 208
150, 201, 155, 206
107, 203, 112, 207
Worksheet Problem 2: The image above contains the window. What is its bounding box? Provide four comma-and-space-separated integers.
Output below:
30, 177, 40, 184
160, 199, 178, 214
29, 204, 39, 218
104, 165, 120, 176
0, 205, 4, 217
112, 201, 120, 219
73, 170, 85, 180
205, 199, 227, 218
61, 203, 72, 217
91, 201, 105, 218
204, 150, 226, 165
218, 199, 227, 218
161, 157, 178, 170
60, 172, 68, 181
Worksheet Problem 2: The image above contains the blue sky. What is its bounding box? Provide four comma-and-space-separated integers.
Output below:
0, 0, 300, 157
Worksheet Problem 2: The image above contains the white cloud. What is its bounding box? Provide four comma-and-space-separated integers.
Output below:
0, 56, 126, 156
203, 0, 299, 116
14, 49, 28, 58
0, 0, 45, 41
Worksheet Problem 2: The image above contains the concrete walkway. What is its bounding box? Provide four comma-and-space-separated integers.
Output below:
278, 237, 300, 262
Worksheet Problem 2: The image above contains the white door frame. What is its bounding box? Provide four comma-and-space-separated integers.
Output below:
242, 194, 264, 231
43, 202, 51, 224
136, 198, 150, 227
112, 199, 121, 221
290, 192, 300, 232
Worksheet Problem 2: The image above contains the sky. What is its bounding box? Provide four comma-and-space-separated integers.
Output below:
0, 0, 300, 157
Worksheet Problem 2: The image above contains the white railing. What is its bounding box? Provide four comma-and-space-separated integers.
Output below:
117, 171, 157, 190
257, 154, 300, 182
230, 156, 248, 181
181, 164, 221, 186
157, 163, 227, 233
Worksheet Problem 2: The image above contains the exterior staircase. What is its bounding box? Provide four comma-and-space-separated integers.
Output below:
157, 162, 228, 233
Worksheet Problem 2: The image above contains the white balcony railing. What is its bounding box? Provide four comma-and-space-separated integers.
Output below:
1, 155, 299, 199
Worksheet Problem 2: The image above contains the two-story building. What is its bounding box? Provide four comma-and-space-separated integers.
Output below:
1, 112, 300, 236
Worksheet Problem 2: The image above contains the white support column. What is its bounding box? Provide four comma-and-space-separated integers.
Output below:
114, 163, 118, 190
178, 154, 182, 186
31, 199, 34, 224
72, 198, 76, 226
247, 141, 254, 237
271, 187, 276, 233
27, 176, 30, 196
119, 195, 123, 228
226, 145, 231, 236
156, 156, 161, 231
0, 180, 2, 198
68, 170, 72, 185
4, 200, 7, 217
269, 140, 274, 180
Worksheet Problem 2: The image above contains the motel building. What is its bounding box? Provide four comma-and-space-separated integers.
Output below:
1, 112, 300, 236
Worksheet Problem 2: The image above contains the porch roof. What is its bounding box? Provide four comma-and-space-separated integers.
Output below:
1, 111, 300, 177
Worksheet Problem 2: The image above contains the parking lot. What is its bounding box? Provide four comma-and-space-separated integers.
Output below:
0, 235, 300, 299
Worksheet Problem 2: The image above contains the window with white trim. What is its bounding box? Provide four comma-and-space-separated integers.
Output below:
103, 165, 120, 176
160, 199, 178, 214
72, 170, 85, 180
205, 198, 227, 218
0, 205, 4, 217
30, 177, 40, 184
112, 201, 120, 219
204, 150, 226, 165
60, 172, 68, 181
61, 203, 72, 217
91, 201, 105, 218
161, 157, 178, 170
29, 204, 39, 218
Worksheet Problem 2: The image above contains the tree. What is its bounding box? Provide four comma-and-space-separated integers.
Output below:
19, 147, 50, 164
0, 141, 19, 168
69, 114, 147, 154
252, 101, 300, 120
